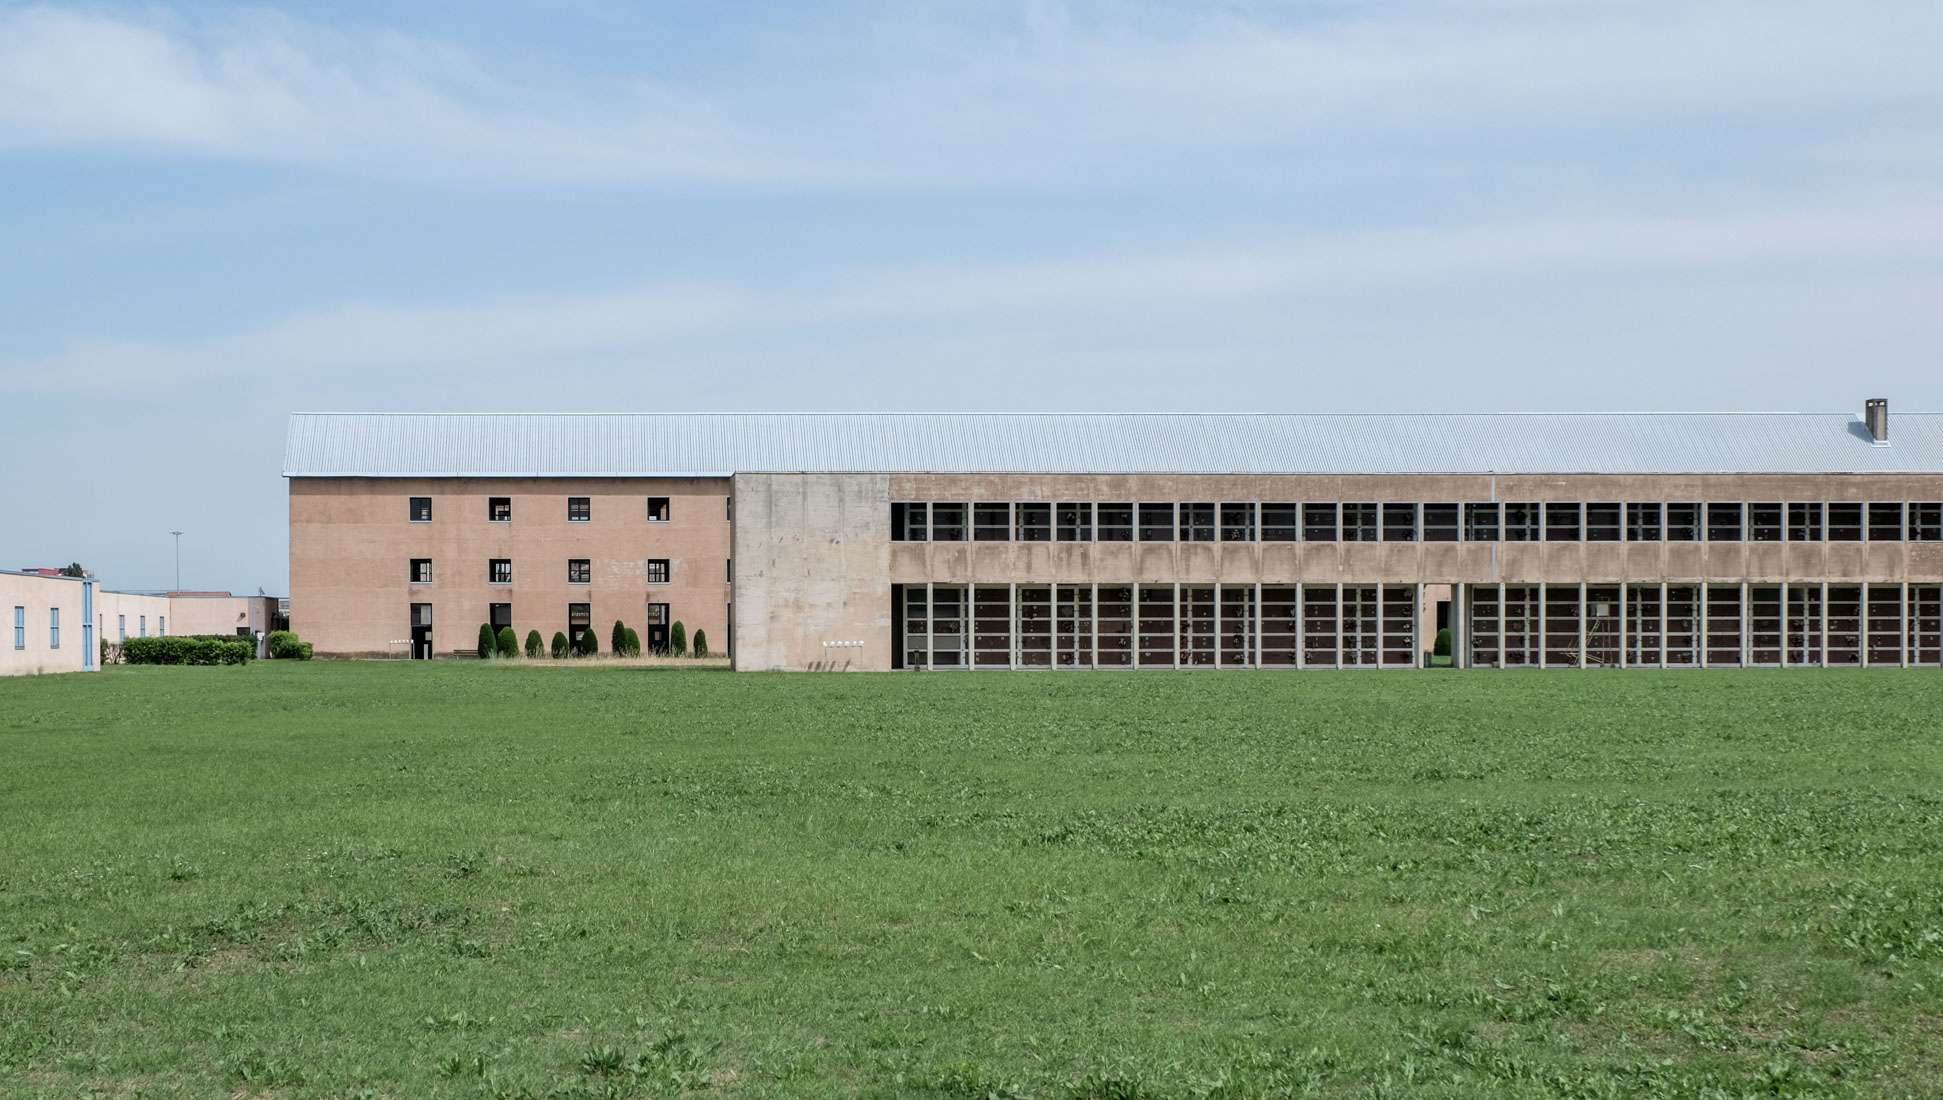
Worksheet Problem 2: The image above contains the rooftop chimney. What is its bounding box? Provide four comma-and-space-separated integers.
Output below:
1865, 398, 1889, 443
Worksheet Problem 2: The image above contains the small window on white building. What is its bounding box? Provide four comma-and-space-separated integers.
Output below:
118, 614, 125, 641
139, 615, 146, 637
12, 606, 22, 650
50, 607, 60, 648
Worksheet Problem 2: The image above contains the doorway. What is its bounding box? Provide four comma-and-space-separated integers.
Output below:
411, 602, 433, 659
646, 602, 670, 654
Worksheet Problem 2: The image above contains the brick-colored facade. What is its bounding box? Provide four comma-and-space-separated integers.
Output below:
290, 477, 732, 658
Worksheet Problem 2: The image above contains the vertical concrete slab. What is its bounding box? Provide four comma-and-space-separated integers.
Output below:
731, 473, 892, 671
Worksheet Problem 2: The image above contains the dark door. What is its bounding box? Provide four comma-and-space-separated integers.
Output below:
646, 602, 670, 654
411, 602, 433, 659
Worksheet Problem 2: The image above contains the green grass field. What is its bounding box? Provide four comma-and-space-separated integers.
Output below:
4, 664, 1942, 1098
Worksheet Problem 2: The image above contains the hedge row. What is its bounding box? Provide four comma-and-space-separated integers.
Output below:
266, 630, 314, 660
121, 636, 253, 666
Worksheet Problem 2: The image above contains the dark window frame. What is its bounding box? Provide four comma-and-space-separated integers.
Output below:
409, 496, 432, 523
1015, 502, 1053, 542
489, 558, 512, 585
1056, 502, 1093, 542
567, 558, 591, 584
1464, 503, 1499, 542
1828, 502, 1863, 541
1868, 502, 1904, 541
1788, 502, 1822, 541
1138, 503, 1175, 542
410, 558, 433, 584
1342, 502, 1378, 543
488, 497, 511, 523
1912, 502, 1943, 542
567, 497, 591, 523
973, 502, 1011, 542
1097, 503, 1134, 542
1261, 502, 1298, 542
1544, 502, 1581, 542
1219, 502, 1255, 542
1179, 502, 1216, 542
646, 558, 671, 584
1302, 502, 1338, 542
1706, 502, 1743, 542
1666, 502, 1701, 542
932, 502, 967, 541
1503, 502, 1539, 542
647, 496, 671, 522
891, 502, 927, 542
1627, 502, 1662, 542
1749, 502, 1783, 542
1422, 503, 1460, 542
1381, 502, 1417, 542
1585, 502, 1621, 542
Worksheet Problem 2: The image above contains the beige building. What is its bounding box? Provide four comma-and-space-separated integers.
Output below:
284, 406, 1943, 670
2, 570, 96, 676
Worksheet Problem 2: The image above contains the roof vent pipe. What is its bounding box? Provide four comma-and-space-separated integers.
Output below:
1865, 398, 1889, 443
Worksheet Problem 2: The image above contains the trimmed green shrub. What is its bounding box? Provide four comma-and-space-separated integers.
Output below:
611, 620, 627, 656
670, 621, 687, 658
265, 631, 312, 660
496, 626, 518, 658
121, 636, 252, 666
623, 627, 641, 657
477, 623, 496, 660
577, 628, 599, 657
692, 629, 707, 658
1433, 628, 1452, 658
525, 630, 543, 658
550, 631, 569, 659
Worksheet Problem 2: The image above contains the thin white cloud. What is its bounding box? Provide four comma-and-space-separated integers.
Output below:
0, 2, 1938, 187
9, 202, 1941, 397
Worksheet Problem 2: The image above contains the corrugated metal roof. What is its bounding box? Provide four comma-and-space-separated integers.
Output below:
282, 412, 1943, 477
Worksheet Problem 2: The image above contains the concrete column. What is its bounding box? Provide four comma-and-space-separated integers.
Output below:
1659, 583, 1668, 669
1496, 584, 1505, 669
1090, 583, 1099, 669
1902, 581, 1910, 667
1295, 583, 1306, 668
1748, 583, 1764, 668
1009, 583, 1018, 670
1577, 582, 1587, 669
1254, 582, 1263, 669
1051, 584, 1060, 671
1860, 582, 1870, 668
1539, 584, 1548, 669
1699, 583, 1710, 668
1453, 582, 1465, 669
1335, 583, 1344, 669
1213, 582, 1223, 670
1618, 583, 1628, 668
1173, 584, 1182, 670
1781, 585, 1790, 668
925, 582, 934, 672
1820, 582, 1829, 668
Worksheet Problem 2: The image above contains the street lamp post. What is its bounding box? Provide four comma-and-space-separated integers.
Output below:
171, 531, 182, 592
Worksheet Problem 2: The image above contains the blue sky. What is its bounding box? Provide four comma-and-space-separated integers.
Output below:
3, 0, 1941, 594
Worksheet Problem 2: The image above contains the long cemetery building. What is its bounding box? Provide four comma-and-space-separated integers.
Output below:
283, 404, 1943, 671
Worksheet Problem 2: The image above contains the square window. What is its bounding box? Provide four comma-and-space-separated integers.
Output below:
1097, 503, 1134, 542
646, 559, 670, 584
410, 496, 432, 522
891, 502, 927, 542
489, 497, 511, 522
973, 503, 1011, 541
1261, 503, 1298, 542
1342, 503, 1379, 542
1057, 502, 1092, 542
1706, 502, 1742, 541
490, 559, 512, 584
568, 558, 591, 584
1423, 503, 1460, 542
1179, 503, 1215, 542
932, 502, 967, 541
1828, 502, 1863, 541
1503, 502, 1539, 542
411, 558, 433, 584
1544, 502, 1581, 541
1586, 502, 1621, 542
1788, 502, 1823, 541
648, 496, 670, 522
1464, 503, 1500, 542
1138, 503, 1175, 541
1303, 503, 1338, 542
1912, 502, 1943, 541
1381, 502, 1417, 542
1666, 502, 1701, 541
1868, 502, 1903, 541
1749, 503, 1783, 541
1016, 502, 1052, 542
1220, 503, 1255, 542
1627, 503, 1662, 541
568, 497, 590, 522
